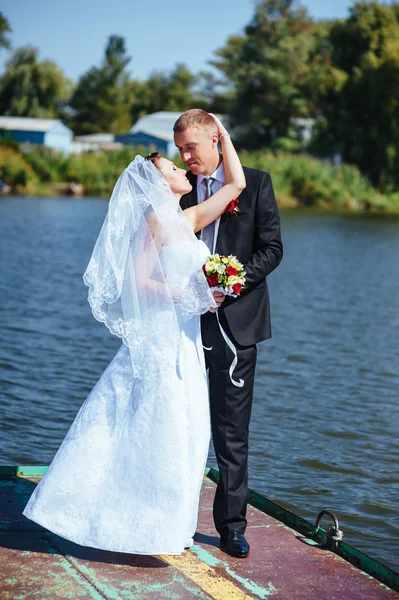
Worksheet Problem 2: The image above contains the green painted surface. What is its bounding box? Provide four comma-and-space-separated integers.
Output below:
0, 465, 48, 476
190, 545, 277, 598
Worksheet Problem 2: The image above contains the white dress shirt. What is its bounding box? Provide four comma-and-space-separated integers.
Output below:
197, 161, 225, 254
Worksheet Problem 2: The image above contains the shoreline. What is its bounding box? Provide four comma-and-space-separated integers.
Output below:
3, 191, 399, 217
2, 145, 399, 214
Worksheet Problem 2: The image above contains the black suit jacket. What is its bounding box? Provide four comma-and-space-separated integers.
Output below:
180, 166, 283, 346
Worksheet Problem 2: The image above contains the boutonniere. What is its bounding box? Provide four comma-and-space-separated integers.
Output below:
224, 199, 240, 217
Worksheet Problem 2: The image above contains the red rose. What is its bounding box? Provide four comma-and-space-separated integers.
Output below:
226, 266, 238, 277
225, 199, 239, 215
207, 273, 219, 287
232, 283, 242, 295
202, 264, 207, 274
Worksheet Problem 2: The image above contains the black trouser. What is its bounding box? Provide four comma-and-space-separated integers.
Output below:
202, 311, 257, 538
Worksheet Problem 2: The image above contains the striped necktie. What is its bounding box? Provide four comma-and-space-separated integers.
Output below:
201, 177, 215, 253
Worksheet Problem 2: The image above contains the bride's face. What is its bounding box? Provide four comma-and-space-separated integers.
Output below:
158, 158, 192, 195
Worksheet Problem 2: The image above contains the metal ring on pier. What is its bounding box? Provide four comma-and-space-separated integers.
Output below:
315, 509, 344, 551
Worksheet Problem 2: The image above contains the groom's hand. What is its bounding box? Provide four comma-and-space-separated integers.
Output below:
209, 291, 225, 312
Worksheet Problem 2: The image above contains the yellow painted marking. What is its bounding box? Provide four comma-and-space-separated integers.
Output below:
161, 551, 254, 600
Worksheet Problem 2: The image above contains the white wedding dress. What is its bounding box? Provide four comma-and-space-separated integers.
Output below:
23, 239, 212, 555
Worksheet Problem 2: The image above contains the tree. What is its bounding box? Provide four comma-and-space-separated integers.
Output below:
324, 2, 399, 189
69, 35, 132, 135
130, 64, 205, 123
0, 11, 11, 50
193, 71, 235, 115
212, 0, 340, 146
0, 46, 72, 118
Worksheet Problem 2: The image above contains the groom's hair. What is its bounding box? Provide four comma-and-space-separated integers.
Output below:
173, 109, 217, 134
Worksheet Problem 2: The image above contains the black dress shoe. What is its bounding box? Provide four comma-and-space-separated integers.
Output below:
220, 532, 250, 558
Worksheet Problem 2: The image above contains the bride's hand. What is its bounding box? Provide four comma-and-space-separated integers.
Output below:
208, 113, 228, 138
209, 290, 225, 312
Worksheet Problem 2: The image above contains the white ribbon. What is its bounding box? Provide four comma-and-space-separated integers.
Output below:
203, 310, 244, 388
216, 311, 244, 388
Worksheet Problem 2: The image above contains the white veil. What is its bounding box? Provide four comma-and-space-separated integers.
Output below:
83, 155, 216, 383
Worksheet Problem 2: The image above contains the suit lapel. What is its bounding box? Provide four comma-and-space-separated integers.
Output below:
215, 183, 251, 253
215, 215, 228, 254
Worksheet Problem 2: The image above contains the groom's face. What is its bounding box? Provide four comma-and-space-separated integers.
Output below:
174, 126, 219, 176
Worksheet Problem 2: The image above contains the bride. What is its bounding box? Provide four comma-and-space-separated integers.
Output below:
23, 114, 245, 555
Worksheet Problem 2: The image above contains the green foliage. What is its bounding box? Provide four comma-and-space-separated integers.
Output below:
311, 2, 399, 190
68, 36, 132, 135
0, 146, 37, 191
0, 11, 11, 50
63, 148, 141, 195
131, 64, 208, 123
1, 144, 397, 212
209, 0, 399, 190
271, 136, 304, 153
0, 134, 20, 151
194, 71, 234, 115
0, 46, 72, 117
23, 146, 69, 182
2, 2, 399, 195
212, 0, 341, 146
237, 151, 391, 211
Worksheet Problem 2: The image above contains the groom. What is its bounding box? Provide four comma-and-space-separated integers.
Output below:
175, 109, 283, 557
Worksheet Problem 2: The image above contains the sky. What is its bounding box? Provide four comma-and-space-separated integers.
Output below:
1, 0, 354, 82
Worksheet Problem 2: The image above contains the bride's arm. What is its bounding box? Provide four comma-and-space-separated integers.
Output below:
134, 211, 165, 296
134, 213, 223, 309
184, 115, 246, 233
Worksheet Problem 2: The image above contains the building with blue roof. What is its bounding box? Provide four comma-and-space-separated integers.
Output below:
0, 116, 73, 154
116, 111, 228, 158
116, 112, 180, 158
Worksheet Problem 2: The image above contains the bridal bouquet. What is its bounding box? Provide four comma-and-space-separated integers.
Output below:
202, 254, 246, 297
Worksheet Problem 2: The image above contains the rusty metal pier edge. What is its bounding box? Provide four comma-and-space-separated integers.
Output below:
1, 465, 398, 593
204, 467, 399, 594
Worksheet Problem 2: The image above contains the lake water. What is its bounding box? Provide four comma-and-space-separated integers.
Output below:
0, 196, 398, 571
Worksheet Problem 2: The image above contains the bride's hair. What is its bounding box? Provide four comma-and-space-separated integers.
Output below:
173, 109, 217, 133
145, 152, 162, 169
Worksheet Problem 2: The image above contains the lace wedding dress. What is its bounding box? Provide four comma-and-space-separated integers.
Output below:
23, 239, 213, 555
23, 157, 218, 555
